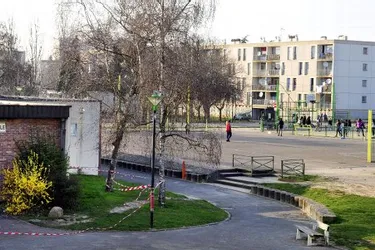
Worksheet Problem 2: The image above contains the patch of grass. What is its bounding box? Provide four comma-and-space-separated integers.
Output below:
278, 174, 321, 182
31, 175, 228, 231
264, 183, 375, 250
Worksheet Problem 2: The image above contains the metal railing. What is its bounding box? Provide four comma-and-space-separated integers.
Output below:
252, 84, 277, 91
253, 54, 280, 61
281, 159, 305, 178
232, 154, 275, 176
267, 54, 280, 60
317, 69, 332, 76
318, 53, 333, 60
252, 99, 276, 105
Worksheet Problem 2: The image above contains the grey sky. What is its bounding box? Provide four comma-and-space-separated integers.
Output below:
0, 0, 374, 58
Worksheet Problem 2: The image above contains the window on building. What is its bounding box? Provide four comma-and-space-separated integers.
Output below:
298, 62, 303, 75
310, 78, 314, 92
305, 62, 309, 75
243, 48, 246, 61
363, 63, 368, 71
281, 62, 285, 75
292, 78, 297, 91
362, 96, 367, 103
260, 63, 266, 70
286, 78, 291, 91
293, 46, 297, 60
362, 80, 367, 87
304, 94, 308, 107
298, 94, 302, 107
311, 46, 316, 59
238, 48, 241, 61
242, 78, 247, 90
246, 92, 251, 105
280, 93, 284, 103
247, 63, 251, 75
363, 47, 368, 55
287, 47, 291, 60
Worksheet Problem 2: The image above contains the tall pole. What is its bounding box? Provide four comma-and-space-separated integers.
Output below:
150, 108, 157, 228
367, 110, 373, 163
331, 82, 336, 125
276, 81, 280, 124
187, 86, 190, 124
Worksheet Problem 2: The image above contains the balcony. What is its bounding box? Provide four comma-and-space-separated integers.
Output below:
318, 53, 333, 60
253, 54, 280, 61
252, 99, 276, 106
268, 69, 280, 76
252, 84, 277, 91
317, 69, 332, 77
253, 69, 280, 77
253, 55, 267, 61
267, 54, 280, 61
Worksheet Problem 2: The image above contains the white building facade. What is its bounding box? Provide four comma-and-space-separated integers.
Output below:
221, 38, 375, 122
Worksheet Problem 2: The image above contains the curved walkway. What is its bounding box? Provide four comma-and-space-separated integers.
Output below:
0, 169, 331, 250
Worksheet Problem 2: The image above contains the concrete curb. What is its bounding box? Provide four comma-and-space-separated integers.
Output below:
250, 185, 336, 223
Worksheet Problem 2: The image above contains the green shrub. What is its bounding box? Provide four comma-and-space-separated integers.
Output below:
16, 133, 80, 210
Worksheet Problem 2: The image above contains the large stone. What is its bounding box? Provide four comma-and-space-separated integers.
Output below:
48, 206, 63, 219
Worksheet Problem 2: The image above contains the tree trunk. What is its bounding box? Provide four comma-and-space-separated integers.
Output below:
105, 120, 126, 192
203, 105, 210, 122
218, 108, 223, 122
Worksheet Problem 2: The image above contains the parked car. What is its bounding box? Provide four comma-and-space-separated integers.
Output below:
233, 112, 252, 121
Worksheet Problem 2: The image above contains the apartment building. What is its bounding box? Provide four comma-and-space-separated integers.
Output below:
222, 37, 375, 122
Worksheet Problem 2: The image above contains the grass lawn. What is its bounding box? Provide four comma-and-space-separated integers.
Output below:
264, 183, 375, 250
39, 175, 228, 231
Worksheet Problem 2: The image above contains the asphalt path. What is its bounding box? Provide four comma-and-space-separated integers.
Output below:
0, 168, 331, 250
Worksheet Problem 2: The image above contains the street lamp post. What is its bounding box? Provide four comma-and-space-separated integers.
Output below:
147, 91, 162, 229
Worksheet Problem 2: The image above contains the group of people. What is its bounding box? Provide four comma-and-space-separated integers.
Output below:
225, 116, 374, 142
334, 118, 369, 138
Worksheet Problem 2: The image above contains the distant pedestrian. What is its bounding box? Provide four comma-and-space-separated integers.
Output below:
278, 118, 284, 137
185, 123, 191, 135
335, 119, 342, 137
306, 116, 311, 126
356, 118, 365, 137
302, 115, 307, 126
226, 120, 232, 142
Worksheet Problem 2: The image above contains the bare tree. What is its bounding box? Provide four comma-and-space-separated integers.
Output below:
0, 20, 26, 95
56, 0, 219, 207
25, 21, 43, 95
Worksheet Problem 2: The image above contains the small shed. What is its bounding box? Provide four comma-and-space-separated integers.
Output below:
0, 97, 101, 175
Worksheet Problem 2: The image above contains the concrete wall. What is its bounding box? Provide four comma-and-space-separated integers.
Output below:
64, 101, 101, 175
334, 43, 375, 117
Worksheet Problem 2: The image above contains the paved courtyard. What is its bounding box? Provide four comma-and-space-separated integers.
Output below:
220, 128, 375, 196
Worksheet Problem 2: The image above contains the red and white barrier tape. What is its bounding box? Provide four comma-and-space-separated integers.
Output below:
114, 184, 150, 192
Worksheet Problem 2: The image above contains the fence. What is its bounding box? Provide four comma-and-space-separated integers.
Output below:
232, 154, 274, 176
281, 159, 305, 178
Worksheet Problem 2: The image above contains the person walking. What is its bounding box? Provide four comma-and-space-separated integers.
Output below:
356, 118, 365, 137
335, 119, 342, 137
226, 120, 232, 142
278, 118, 284, 137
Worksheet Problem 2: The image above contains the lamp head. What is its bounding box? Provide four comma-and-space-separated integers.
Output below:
148, 91, 162, 111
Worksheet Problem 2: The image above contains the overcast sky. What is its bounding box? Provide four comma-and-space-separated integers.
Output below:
1, 0, 375, 59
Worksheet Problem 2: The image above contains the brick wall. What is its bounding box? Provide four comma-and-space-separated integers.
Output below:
0, 119, 61, 169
